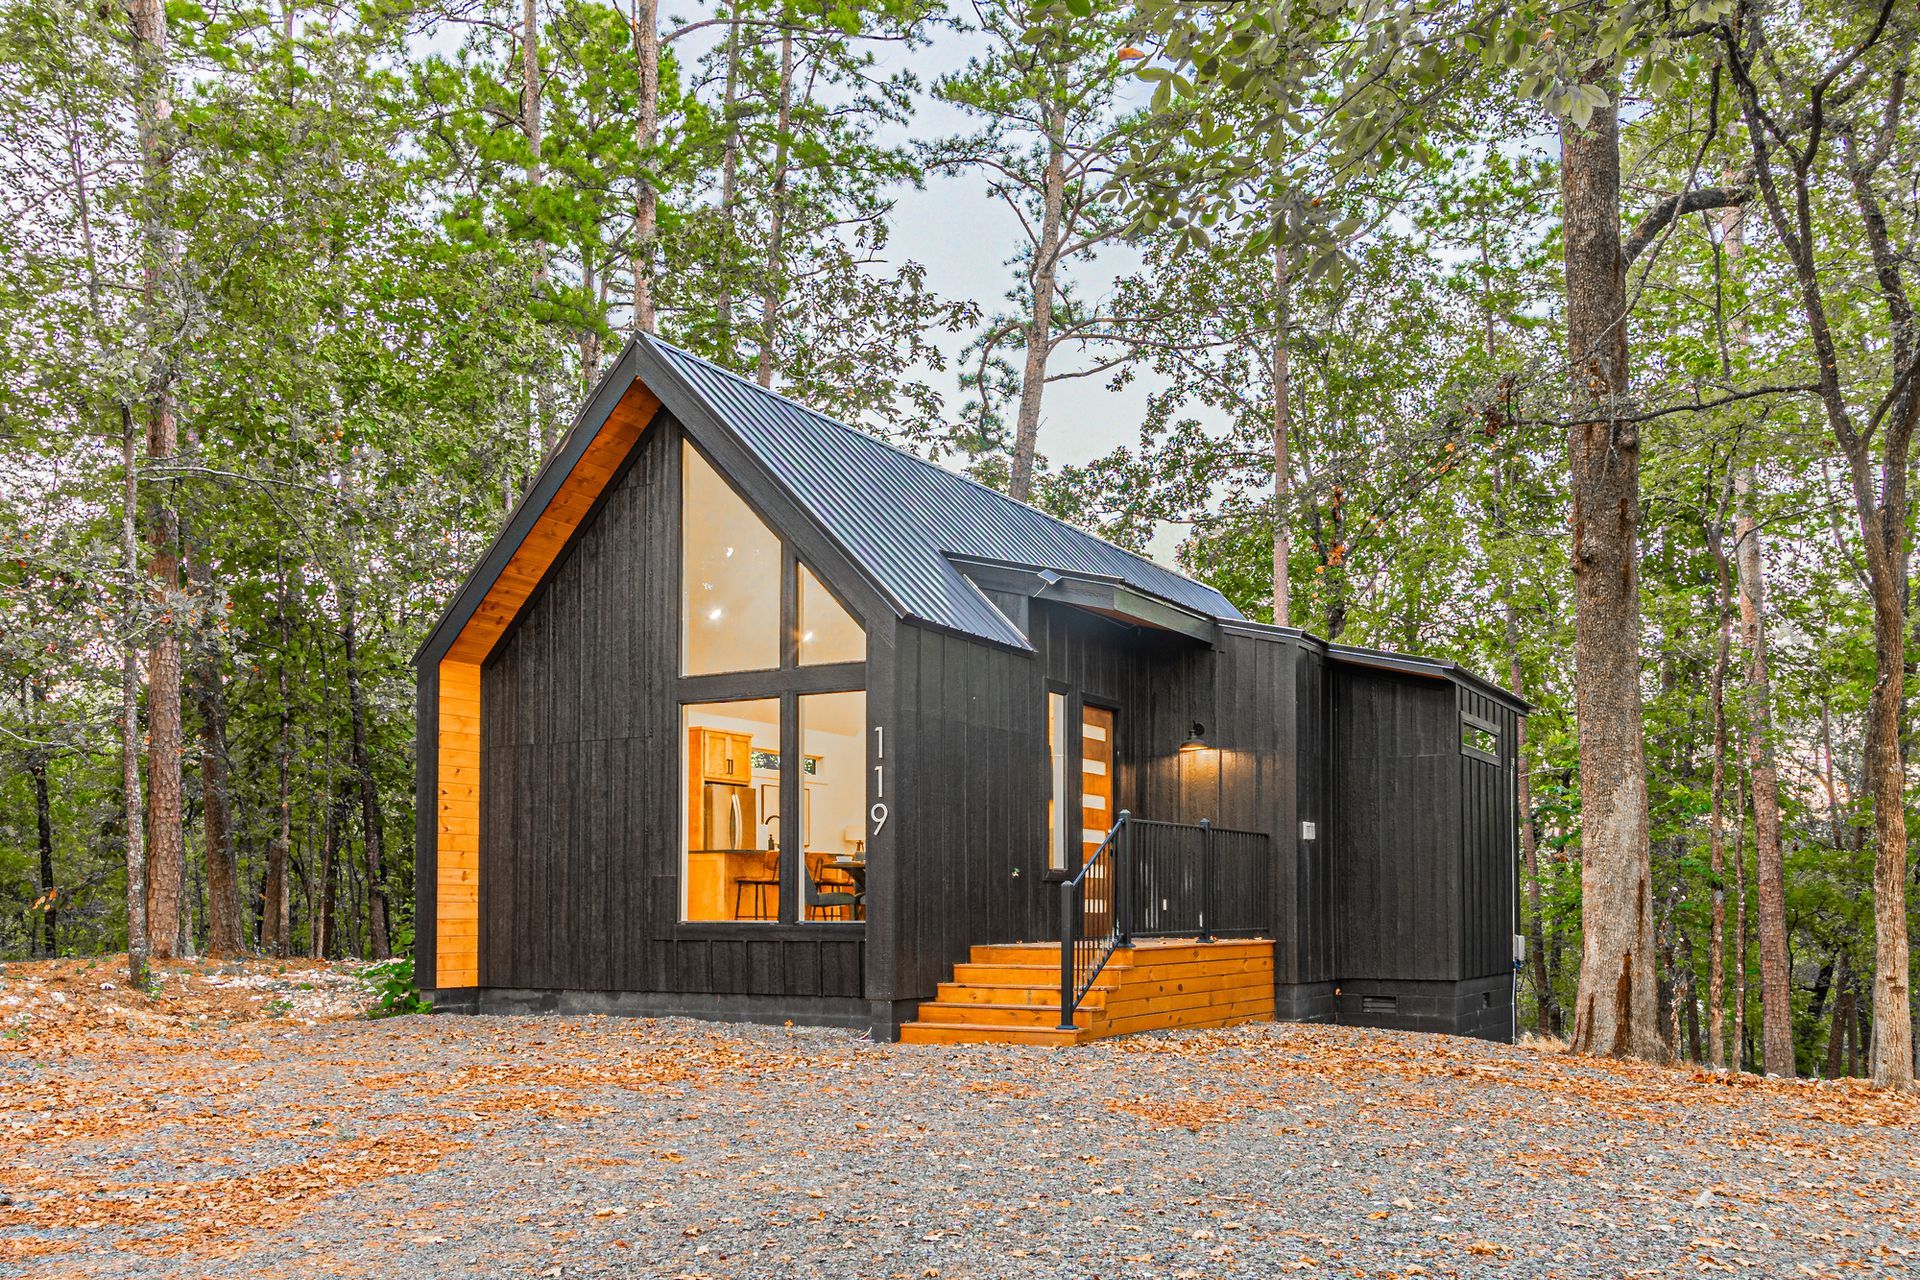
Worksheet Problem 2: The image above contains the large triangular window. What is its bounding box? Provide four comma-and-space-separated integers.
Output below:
682, 442, 781, 675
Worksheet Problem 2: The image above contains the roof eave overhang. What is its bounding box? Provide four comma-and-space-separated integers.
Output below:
947, 554, 1220, 644
1327, 642, 1533, 715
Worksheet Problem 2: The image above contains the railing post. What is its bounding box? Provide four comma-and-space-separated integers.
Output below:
1197, 819, 1214, 943
1114, 810, 1132, 948
1058, 878, 1076, 1031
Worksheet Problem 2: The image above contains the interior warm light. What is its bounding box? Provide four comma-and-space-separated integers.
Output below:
802, 630, 815, 642
708, 608, 724, 621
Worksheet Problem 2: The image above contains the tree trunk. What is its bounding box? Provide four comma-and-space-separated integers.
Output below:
715, 2, 745, 359
1862, 571, 1913, 1085
1705, 507, 1734, 1070
1733, 462, 1792, 1075
1271, 233, 1291, 624
186, 525, 242, 957
1825, 968, 1850, 1078
263, 580, 293, 956
1684, 936, 1704, 1063
342, 598, 391, 960
754, 23, 796, 388
130, 0, 183, 962
1720, 198, 1793, 1078
1007, 95, 1066, 503
1726, 26, 1913, 1088
1732, 757, 1748, 1070
523, 0, 558, 454
119, 408, 151, 993
317, 787, 344, 959
29, 682, 55, 956
631, 0, 658, 334
576, 250, 604, 390
1496, 460, 1553, 1037
1560, 82, 1665, 1063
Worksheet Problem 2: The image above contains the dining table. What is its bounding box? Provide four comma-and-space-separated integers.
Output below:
827, 857, 867, 891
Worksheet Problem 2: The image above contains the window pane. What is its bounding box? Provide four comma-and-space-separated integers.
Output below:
1047, 691, 1069, 871
683, 699, 781, 922
800, 691, 867, 922
798, 565, 864, 666
682, 442, 780, 675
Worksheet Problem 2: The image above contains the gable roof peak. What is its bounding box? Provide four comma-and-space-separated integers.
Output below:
639, 333, 1242, 649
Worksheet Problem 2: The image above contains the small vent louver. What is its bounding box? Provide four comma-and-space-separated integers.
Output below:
1362, 995, 1398, 1015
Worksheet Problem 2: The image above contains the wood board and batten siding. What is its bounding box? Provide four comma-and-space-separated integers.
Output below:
1457, 683, 1520, 983
425, 379, 660, 990
475, 413, 864, 1003
1325, 660, 1520, 1038
1330, 666, 1464, 983
1292, 643, 1335, 1002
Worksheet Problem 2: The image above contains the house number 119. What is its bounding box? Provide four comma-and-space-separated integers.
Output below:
870, 725, 888, 833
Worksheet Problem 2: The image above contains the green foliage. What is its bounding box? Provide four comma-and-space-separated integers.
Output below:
358, 952, 431, 1018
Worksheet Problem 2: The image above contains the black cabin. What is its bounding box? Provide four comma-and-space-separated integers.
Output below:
413, 335, 1526, 1043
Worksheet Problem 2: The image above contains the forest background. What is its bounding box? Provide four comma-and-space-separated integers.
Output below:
2, 0, 1917, 1084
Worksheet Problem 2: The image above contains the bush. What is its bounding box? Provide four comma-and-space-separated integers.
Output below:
358, 954, 431, 1018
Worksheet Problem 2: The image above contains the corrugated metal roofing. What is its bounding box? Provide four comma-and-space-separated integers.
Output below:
647, 336, 1243, 650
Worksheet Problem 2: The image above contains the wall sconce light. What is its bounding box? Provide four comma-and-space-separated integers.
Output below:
1178, 721, 1210, 753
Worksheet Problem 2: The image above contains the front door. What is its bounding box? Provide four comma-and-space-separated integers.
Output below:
1080, 705, 1116, 858
1079, 705, 1117, 935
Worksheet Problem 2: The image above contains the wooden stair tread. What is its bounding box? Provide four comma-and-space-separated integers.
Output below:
904, 937, 1278, 1046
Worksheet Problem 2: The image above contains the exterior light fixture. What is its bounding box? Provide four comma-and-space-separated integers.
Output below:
1178, 721, 1210, 753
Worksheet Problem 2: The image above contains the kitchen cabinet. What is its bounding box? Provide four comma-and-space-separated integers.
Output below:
696, 728, 752, 782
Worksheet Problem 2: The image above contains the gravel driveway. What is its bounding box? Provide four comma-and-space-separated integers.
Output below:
6, 1002, 1919, 1279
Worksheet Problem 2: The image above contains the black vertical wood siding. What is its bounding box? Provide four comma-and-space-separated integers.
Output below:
479, 415, 863, 1000
1204, 631, 1300, 978
1457, 685, 1519, 981
886, 621, 1046, 1000
882, 605, 1323, 1004
1329, 667, 1463, 982
465, 412, 1518, 1014
1293, 645, 1333, 985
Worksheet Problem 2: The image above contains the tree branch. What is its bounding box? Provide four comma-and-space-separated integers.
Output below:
1623, 185, 1749, 265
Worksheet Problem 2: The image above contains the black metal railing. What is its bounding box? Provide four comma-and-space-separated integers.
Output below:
1057, 812, 1273, 1031
1058, 813, 1126, 1031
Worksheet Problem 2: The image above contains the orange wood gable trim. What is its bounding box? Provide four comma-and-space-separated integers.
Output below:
434, 381, 662, 988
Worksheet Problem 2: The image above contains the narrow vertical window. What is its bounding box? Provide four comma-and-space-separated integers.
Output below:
1047, 691, 1070, 872
798, 690, 867, 922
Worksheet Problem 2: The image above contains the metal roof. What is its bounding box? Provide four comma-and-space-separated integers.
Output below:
646, 336, 1243, 650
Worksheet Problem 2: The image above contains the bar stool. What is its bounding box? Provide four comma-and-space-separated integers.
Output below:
734, 848, 780, 921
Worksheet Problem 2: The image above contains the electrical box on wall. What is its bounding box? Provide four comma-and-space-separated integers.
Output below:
1300, 820, 1316, 841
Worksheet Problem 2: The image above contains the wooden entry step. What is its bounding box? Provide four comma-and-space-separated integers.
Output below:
899, 937, 1275, 1046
